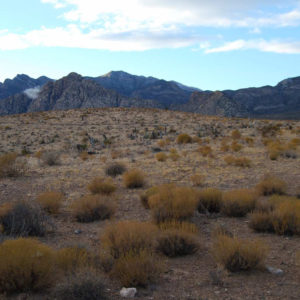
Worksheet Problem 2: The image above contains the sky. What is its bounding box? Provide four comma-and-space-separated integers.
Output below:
1, 0, 300, 90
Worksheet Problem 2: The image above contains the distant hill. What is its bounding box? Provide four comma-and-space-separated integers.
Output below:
0, 71, 299, 119
87, 71, 200, 106
0, 74, 51, 100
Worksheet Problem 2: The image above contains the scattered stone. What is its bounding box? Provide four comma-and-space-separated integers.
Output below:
266, 266, 284, 275
74, 229, 82, 234
120, 287, 137, 298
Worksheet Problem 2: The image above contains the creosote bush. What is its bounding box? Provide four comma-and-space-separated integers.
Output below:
87, 177, 116, 195
256, 175, 287, 196
54, 271, 107, 300
105, 162, 126, 177
221, 189, 257, 217
148, 185, 198, 223
37, 191, 65, 214
0, 238, 56, 294
123, 169, 145, 189
177, 133, 192, 144
0, 201, 49, 237
0, 152, 25, 177
156, 152, 167, 162
71, 195, 115, 223
41, 151, 61, 166
213, 234, 268, 272
197, 188, 223, 214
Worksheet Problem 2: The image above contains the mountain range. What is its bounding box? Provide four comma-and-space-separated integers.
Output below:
0, 71, 299, 120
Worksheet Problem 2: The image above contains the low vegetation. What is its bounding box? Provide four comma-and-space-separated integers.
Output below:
71, 195, 115, 223
105, 162, 126, 177
197, 188, 223, 214
256, 175, 287, 196
87, 177, 116, 195
177, 133, 192, 144
37, 191, 65, 214
123, 169, 145, 188
213, 234, 268, 272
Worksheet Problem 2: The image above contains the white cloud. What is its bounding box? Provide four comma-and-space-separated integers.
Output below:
23, 86, 41, 99
206, 39, 300, 54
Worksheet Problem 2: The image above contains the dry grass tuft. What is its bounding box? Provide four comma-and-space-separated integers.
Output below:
148, 185, 198, 223
224, 156, 251, 167
71, 195, 115, 223
177, 133, 192, 144
156, 152, 168, 162
213, 235, 268, 272
256, 175, 287, 196
197, 188, 223, 214
88, 177, 116, 195
0, 152, 25, 177
222, 189, 257, 217
123, 169, 146, 189
231, 141, 243, 152
0, 238, 56, 294
198, 146, 213, 157
110, 250, 163, 287
190, 174, 204, 187
101, 221, 157, 259
37, 191, 65, 214
231, 130, 241, 140
140, 186, 160, 209
105, 162, 126, 177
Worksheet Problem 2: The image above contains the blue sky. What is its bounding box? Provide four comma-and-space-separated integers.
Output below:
1, 0, 300, 90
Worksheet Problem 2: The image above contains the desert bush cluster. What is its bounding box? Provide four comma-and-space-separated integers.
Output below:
0, 108, 299, 298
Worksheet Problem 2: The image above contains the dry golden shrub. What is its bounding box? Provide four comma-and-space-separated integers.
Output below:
156, 228, 199, 257
0, 238, 56, 294
231, 130, 241, 140
220, 141, 230, 152
244, 137, 254, 146
0, 152, 25, 177
157, 138, 171, 148
79, 151, 89, 161
110, 250, 163, 287
197, 188, 223, 214
177, 133, 192, 144
140, 186, 160, 209
213, 235, 268, 272
123, 169, 145, 188
222, 189, 257, 217
71, 195, 115, 223
190, 174, 204, 187
198, 145, 213, 157
87, 177, 116, 195
231, 141, 242, 152
37, 191, 65, 214
101, 221, 157, 259
224, 156, 251, 167
157, 220, 198, 234
56, 246, 90, 273
148, 185, 198, 223
169, 151, 180, 161
256, 175, 287, 196
155, 152, 167, 162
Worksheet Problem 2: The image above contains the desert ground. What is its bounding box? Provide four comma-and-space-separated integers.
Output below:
0, 107, 299, 299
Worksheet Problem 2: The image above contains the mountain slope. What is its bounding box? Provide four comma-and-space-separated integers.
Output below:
0, 74, 51, 100
177, 76, 300, 119
88, 71, 199, 106
0, 73, 162, 115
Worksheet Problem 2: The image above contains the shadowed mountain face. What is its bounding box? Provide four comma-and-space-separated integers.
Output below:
0, 74, 51, 100
0, 71, 300, 119
87, 71, 200, 106
0, 73, 162, 115
176, 77, 300, 119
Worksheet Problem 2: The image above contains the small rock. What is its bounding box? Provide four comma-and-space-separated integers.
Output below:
120, 287, 137, 298
74, 229, 82, 234
266, 266, 284, 275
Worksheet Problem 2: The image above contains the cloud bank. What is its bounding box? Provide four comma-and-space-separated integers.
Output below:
0, 0, 299, 53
